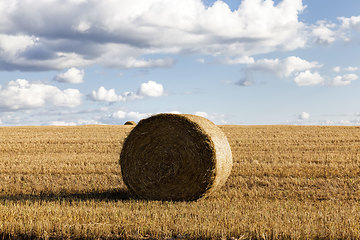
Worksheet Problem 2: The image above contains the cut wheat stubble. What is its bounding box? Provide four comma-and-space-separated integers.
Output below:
119, 113, 233, 201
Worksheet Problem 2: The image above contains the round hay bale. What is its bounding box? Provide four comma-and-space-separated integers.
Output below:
124, 121, 136, 126
120, 113, 233, 201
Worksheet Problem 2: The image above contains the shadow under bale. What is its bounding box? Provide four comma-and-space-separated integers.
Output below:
0, 188, 135, 203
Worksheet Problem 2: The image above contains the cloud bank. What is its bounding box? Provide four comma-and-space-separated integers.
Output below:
0, 0, 307, 71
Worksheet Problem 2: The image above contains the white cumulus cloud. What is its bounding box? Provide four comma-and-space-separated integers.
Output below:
90, 81, 165, 102
0, 79, 82, 110
339, 16, 360, 30
137, 81, 164, 97
294, 70, 324, 86
337, 16, 360, 42
54, 67, 84, 84
312, 21, 336, 44
331, 74, 358, 86
90, 87, 125, 102
299, 112, 310, 120
249, 56, 321, 78
241, 56, 322, 86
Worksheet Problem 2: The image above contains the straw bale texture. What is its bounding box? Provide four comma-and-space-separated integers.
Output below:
124, 121, 136, 126
120, 113, 233, 201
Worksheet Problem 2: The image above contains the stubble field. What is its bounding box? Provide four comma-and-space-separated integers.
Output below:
0, 125, 360, 239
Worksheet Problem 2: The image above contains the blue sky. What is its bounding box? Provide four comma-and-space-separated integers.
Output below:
1, 0, 360, 126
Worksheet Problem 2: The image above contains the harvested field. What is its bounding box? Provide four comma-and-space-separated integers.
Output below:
0, 125, 360, 239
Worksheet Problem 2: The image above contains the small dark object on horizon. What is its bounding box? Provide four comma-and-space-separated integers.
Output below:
124, 121, 136, 126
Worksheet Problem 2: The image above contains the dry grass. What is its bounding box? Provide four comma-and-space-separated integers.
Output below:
0, 125, 360, 239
